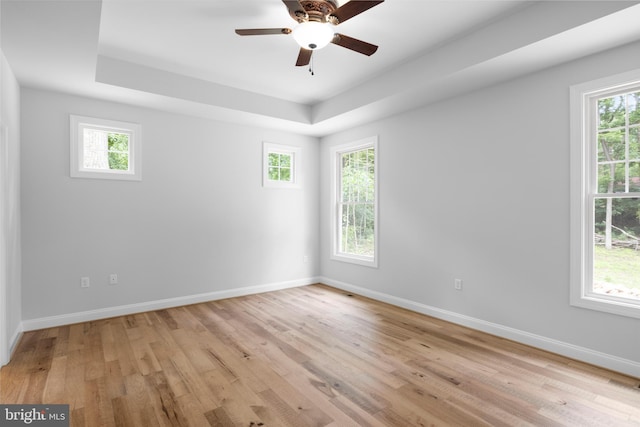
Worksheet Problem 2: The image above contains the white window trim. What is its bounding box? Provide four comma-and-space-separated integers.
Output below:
330, 136, 379, 268
70, 115, 142, 181
0, 123, 8, 366
263, 142, 301, 188
570, 69, 640, 319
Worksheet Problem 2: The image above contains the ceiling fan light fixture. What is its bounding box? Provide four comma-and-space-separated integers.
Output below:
292, 21, 334, 50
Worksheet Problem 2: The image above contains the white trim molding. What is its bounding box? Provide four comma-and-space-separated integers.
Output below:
15, 277, 640, 377
321, 277, 640, 379
70, 114, 142, 181
0, 123, 7, 366
569, 69, 640, 319
21, 277, 320, 332
263, 141, 302, 189
330, 136, 379, 268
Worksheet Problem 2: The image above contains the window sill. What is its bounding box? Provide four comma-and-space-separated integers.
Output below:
331, 253, 378, 268
570, 291, 640, 319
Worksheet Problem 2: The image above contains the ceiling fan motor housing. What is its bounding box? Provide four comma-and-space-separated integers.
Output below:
290, 0, 339, 23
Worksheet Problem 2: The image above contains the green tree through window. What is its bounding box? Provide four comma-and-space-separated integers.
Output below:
107, 133, 129, 171
594, 90, 640, 299
339, 146, 376, 258
268, 152, 292, 182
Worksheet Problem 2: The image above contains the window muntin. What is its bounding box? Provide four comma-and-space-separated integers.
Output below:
263, 142, 301, 188
570, 71, 640, 318
70, 115, 141, 181
331, 137, 378, 267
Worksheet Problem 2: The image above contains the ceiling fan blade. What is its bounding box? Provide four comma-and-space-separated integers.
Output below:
282, 0, 306, 20
330, 0, 384, 24
332, 34, 378, 56
235, 28, 292, 36
296, 48, 313, 66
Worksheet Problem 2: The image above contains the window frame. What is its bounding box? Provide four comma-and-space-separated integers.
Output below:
570, 69, 640, 319
330, 136, 379, 268
70, 115, 142, 181
262, 142, 301, 189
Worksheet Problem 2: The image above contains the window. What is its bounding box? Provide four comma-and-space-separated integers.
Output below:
263, 142, 301, 188
330, 136, 378, 267
570, 69, 640, 318
70, 115, 141, 181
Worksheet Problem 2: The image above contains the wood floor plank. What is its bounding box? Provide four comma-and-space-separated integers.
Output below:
2, 284, 639, 426
42, 355, 67, 403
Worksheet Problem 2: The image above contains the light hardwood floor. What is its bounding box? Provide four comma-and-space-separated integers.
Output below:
1, 284, 639, 426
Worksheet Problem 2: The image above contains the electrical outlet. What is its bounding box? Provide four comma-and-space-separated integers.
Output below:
454, 279, 463, 290
81, 277, 90, 288
109, 274, 118, 285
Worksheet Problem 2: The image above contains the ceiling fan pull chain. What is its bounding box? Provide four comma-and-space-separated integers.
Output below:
309, 55, 315, 76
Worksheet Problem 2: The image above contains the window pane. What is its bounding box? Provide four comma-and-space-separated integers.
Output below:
598, 163, 626, 193
268, 153, 279, 167
280, 154, 291, 167
280, 167, 291, 181
341, 149, 375, 203
630, 162, 640, 192
268, 166, 279, 180
598, 164, 612, 193
598, 95, 626, 130
108, 152, 129, 170
107, 133, 129, 152
598, 130, 625, 162
630, 127, 639, 160
593, 197, 640, 300
628, 92, 640, 126
82, 129, 109, 169
340, 203, 375, 256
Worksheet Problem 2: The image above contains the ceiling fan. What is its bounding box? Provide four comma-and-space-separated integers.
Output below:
235, 0, 384, 69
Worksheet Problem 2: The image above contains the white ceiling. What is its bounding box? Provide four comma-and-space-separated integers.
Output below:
3, 1, 640, 136
98, 0, 527, 104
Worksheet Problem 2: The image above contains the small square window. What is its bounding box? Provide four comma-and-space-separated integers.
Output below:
263, 142, 301, 188
70, 115, 141, 181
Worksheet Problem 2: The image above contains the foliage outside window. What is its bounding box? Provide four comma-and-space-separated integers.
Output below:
263, 142, 301, 188
268, 152, 292, 182
331, 137, 378, 267
70, 115, 141, 181
570, 70, 640, 318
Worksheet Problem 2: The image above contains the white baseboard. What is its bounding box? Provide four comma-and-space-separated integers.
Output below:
16, 276, 640, 378
21, 277, 320, 332
320, 277, 640, 379
0, 323, 23, 367
8, 323, 23, 356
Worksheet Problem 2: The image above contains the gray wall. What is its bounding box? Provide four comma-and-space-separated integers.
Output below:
21, 89, 319, 321
15, 41, 640, 376
1, 50, 21, 364
320, 41, 640, 372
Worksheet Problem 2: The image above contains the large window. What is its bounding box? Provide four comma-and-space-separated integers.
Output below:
570, 70, 640, 318
70, 115, 141, 181
330, 136, 378, 267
